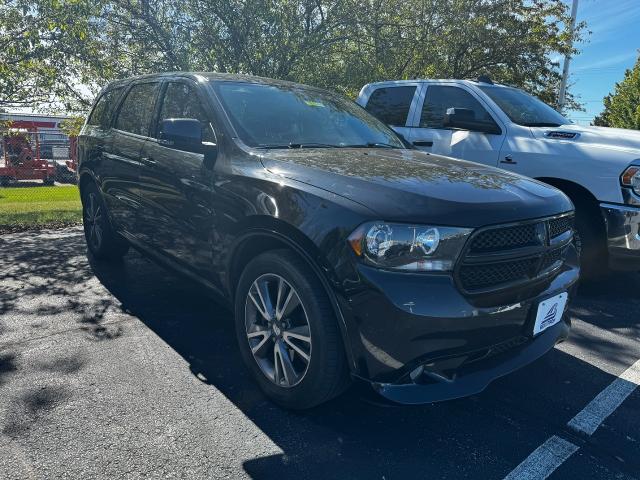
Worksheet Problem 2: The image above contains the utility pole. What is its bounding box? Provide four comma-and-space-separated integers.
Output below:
558, 0, 579, 112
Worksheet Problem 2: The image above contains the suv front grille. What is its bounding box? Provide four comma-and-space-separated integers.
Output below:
549, 215, 574, 239
469, 223, 538, 253
457, 214, 573, 294
459, 246, 566, 291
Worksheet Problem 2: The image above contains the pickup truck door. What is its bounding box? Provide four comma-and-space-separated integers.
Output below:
408, 83, 505, 167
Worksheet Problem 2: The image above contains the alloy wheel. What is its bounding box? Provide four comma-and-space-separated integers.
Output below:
244, 273, 312, 388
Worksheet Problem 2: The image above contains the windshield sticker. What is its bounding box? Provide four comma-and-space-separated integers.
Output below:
304, 100, 325, 107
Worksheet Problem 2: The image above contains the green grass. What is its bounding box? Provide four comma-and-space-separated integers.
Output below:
0, 185, 82, 228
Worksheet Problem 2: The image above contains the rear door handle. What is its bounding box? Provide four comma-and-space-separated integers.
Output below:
141, 156, 157, 165
413, 140, 433, 147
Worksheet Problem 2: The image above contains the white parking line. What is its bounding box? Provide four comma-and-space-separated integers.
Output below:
503, 436, 579, 480
503, 358, 640, 479
567, 358, 640, 436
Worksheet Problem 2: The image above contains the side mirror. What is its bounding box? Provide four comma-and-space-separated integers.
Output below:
443, 108, 502, 135
159, 118, 203, 152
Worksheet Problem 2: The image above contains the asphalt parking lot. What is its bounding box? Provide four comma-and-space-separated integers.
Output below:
1, 228, 639, 479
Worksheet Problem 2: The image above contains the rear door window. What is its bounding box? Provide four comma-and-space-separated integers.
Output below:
87, 87, 123, 128
157, 82, 215, 142
364, 86, 416, 127
420, 86, 494, 128
114, 82, 160, 136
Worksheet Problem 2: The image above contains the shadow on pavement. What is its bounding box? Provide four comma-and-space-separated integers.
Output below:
87, 242, 639, 479
1, 229, 638, 478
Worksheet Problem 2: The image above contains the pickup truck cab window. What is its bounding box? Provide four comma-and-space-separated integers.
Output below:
420, 85, 496, 129
364, 86, 416, 127
115, 82, 160, 136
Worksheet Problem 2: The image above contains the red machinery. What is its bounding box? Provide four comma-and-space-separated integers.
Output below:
0, 120, 56, 186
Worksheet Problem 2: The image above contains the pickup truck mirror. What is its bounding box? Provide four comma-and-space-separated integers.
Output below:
443, 108, 502, 135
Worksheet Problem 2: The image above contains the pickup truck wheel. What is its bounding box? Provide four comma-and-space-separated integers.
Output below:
235, 249, 350, 409
574, 207, 607, 279
81, 183, 129, 260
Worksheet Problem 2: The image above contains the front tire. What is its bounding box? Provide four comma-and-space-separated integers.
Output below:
81, 182, 129, 260
235, 250, 350, 409
574, 204, 607, 279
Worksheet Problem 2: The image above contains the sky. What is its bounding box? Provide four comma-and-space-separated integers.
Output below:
564, 0, 640, 124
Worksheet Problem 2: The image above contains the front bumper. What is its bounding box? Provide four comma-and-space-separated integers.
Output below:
600, 202, 640, 270
373, 320, 569, 404
338, 246, 579, 404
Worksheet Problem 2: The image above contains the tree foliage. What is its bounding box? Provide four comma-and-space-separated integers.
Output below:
593, 54, 640, 130
1, 0, 586, 113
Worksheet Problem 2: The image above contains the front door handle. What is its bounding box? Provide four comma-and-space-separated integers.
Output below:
413, 140, 433, 147
500, 155, 517, 165
141, 156, 157, 165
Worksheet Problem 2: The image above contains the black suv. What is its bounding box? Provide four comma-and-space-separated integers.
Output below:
78, 73, 579, 409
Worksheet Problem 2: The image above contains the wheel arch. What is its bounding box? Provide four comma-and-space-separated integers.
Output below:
536, 177, 604, 226
227, 221, 358, 373
78, 169, 98, 197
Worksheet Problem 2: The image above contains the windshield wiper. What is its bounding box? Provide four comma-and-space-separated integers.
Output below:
343, 142, 400, 149
521, 122, 563, 127
256, 142, 338, 149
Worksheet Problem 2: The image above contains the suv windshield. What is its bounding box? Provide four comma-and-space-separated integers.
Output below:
479, 86, 570, 127
213, 82, 404, 149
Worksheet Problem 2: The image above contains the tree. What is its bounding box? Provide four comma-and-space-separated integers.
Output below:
0, 0, 97, 111
593, 53, 640, 129
1, 0, 586, 113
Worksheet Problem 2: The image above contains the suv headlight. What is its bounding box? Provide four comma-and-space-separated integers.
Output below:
347, 222, 472, 271
621, 166, 640, 194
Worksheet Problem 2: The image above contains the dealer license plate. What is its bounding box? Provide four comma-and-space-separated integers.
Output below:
533, 292, 568, 336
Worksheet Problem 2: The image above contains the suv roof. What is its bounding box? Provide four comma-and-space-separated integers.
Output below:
101, 72, 306, 92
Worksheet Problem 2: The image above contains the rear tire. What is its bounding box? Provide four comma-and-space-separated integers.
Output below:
81, 182, 129, 260
234, 249, 350, 409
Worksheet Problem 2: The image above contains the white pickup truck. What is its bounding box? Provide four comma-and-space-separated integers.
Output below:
357, 78, 640, 276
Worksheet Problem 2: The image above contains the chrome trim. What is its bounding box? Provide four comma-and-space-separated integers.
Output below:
600, 202, 640, 252
621, 187, 640, 207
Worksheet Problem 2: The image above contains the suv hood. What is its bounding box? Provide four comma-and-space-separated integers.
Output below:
531, 124, 640, 157
260, 148, 572, 227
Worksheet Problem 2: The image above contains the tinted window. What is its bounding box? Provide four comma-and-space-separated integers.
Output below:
365, 86, 416, 126
213, 82, 404, 149
479, 86, 569, 127
87, 87, 122, 128
420, 86, 494, 128
158, 82, 215, 142
115, 82, 160, 136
